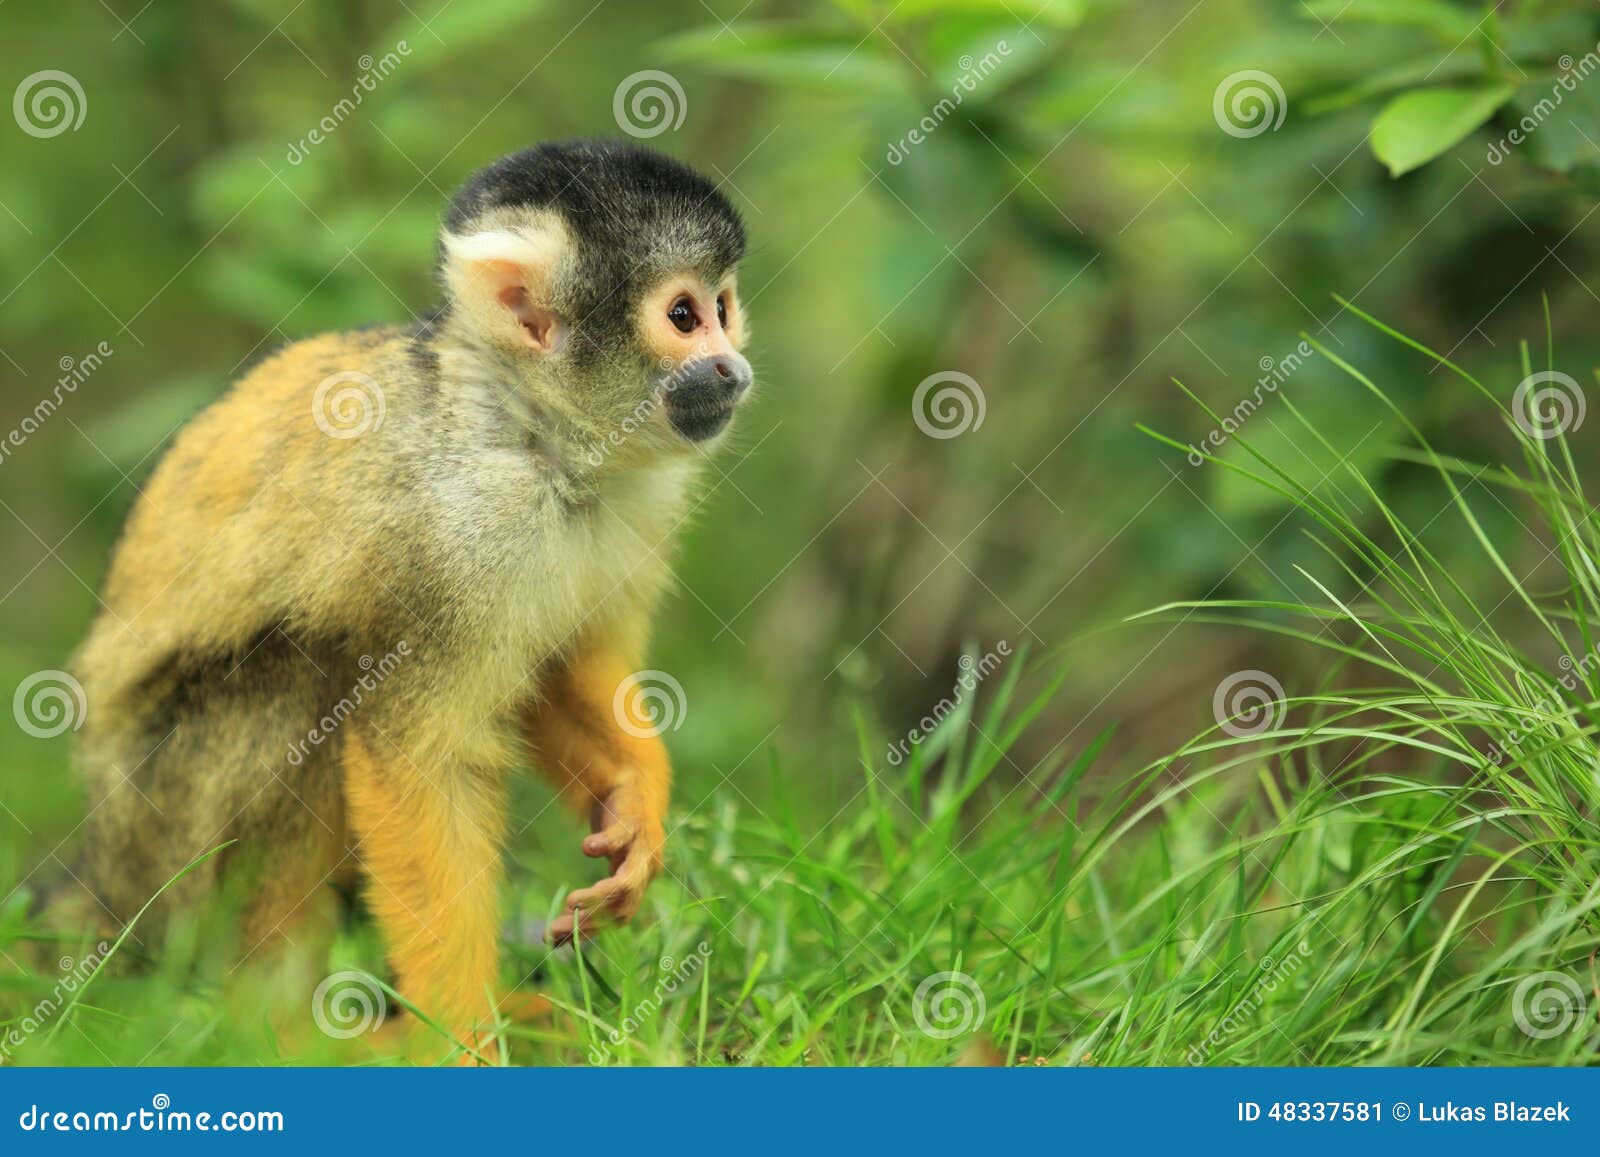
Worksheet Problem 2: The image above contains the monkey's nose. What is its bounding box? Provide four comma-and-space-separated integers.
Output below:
676, 353, 752, 399
664, 352, 753, 441
697, 353, 751, 395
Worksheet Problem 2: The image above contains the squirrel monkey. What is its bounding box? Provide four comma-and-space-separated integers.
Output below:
70, 139, 752, 1059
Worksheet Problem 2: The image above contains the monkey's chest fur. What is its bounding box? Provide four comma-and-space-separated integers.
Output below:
409, 451, 693, 767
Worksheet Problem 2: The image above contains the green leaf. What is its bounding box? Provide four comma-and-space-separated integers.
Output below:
1301, 0, 1482, 43
891, 0, 1087, 27
660, 22, 903, 92
1369, 84, 1516, 177
1306, 56, 1483, 115
382, 0, 545, 66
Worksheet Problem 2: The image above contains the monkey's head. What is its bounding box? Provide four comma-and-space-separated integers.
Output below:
435, 139, 751, 463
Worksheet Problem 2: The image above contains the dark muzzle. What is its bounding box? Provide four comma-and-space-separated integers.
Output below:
664, 353, 753, 441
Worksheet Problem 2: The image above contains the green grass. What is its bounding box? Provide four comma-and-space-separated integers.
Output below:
5, 307, 1600, 1066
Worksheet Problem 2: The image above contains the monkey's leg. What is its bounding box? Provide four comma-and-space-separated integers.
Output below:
342, 731, 507, 1064
227, 846, 352, 1062
235, 760, 355, 959
519, 652, 671, 946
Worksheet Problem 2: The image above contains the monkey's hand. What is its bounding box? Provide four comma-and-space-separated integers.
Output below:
547, 782, 665, 945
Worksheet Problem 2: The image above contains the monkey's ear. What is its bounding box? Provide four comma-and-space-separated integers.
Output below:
442, 225, 566, 354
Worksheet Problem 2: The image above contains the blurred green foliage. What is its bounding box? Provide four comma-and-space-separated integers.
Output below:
5, 0, 1600, 884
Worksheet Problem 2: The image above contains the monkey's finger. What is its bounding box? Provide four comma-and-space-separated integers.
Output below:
598, 848, 657, 920
582, 821, 636, 859
573, 863, 650, 917
545, 911, 582, 945
545, 842, 659, 944
564, 876, 632, 916
545, 884, 630, 946
546, 900, 611, 945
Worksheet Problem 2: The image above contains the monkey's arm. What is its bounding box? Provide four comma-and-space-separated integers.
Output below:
520, 651, 670, 944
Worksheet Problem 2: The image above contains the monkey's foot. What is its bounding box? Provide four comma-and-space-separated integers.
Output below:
497, 989, 554, 1024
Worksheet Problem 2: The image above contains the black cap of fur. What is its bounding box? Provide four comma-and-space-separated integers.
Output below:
443, 139, 745, 360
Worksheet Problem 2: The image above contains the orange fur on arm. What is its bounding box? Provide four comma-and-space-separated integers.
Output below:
521, 655, 672, 830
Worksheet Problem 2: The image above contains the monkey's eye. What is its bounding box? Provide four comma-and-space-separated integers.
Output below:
716, 294, 728, 328
668, 298, 696, 334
